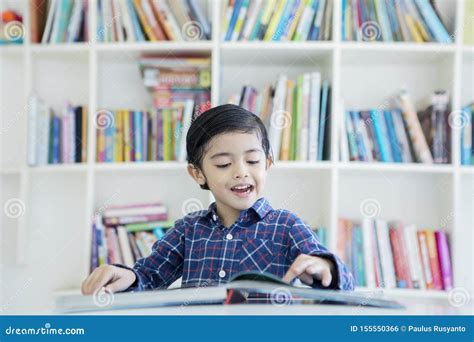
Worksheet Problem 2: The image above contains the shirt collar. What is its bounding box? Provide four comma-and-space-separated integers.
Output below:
203, 197, 273, 223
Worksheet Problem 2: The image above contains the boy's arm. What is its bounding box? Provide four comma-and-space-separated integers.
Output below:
115, 219, 186, 291
288, 217, 355, 291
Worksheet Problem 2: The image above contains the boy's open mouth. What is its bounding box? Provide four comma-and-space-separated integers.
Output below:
230, 184, 254, 196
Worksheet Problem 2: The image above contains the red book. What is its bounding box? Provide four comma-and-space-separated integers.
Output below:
389, 226, 407, 288
391, 222, 413, 288
425, 230, 443, 290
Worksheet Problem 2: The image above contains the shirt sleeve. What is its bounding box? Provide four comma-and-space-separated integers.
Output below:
116, 218, 186, 292
288, 216, 355, 291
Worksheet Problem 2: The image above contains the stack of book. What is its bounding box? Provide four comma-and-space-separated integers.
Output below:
91, 202, 174, 270
342, 0, 451, 42
461, 103, 474, 166
338, 218, 453, 291
31, 0, 89, 44
224, 0, 333, 41
95, 105, 193, 163
139, 55, 212, 114
0, 9, 24, 44
228, 73, 331, 161
339, 90, 451, 164
27, 96, 88, 166
97, 0, 211, 42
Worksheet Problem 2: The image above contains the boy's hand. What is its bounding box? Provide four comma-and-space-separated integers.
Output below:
81, 265, 136, 295
283, 254, 335, 287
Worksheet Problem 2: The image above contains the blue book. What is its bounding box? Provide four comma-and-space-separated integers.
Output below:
52, 115, 61, 164
272, 0, 293, 41
354, 225, 366, 287
350, 111, 368, 161
127, 0, 145, 42
415, 0, 451, 43
384, 110, 402, 163
370, 109, 391, 162
351, 226, 359, 286
153, 227, 165, 240
385, 0, 401, 41
105, 118, 114, 162
282, 0, 302, 39
225, 0, 243, 41
134, 111, 143, 162
317, 81, 329, 161
461, 106, 472, 165
346, 111, 359, 160
187, 0, 211, 39
309, 0, 323, 41
341, 0, 346, 41
377, 0, 393, 41
378, 111, 393, 162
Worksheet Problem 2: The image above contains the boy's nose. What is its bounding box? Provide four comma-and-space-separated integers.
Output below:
233, 163, 248, 179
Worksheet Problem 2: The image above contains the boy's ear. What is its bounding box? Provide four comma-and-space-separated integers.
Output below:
187, 164, 207, 186
266, 156, 273, 170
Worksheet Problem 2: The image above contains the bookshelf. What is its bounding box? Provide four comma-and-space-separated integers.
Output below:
0, 0, 472, 311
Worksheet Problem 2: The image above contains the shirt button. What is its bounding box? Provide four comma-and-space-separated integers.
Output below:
212, 214, 217, 221
218, 270, 226, 278
226, 233, 233, 240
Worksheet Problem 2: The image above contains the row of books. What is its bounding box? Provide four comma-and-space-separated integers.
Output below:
139, 55, 211, 111
91, 202, 173, 269
342, 0, 451, 43
229, 73, 331, 161
0, 10, 24, 44
224, 0, 333, 42
461, 103, 474, 165
31, 0, 89, 43
98, 0, 211, 42
339, 90, 450, 164
338, 218, 453, 291
27, 96, 88, 166
95, 106, 192, 163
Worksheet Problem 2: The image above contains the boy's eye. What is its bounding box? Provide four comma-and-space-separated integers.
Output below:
216, 163, 231, 168
248, 160, 260, 164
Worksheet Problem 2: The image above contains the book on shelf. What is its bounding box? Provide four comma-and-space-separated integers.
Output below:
339, 90, 451, 164
0, 9, 24, 45
91, 201, 174, 271
223, 0, 333, 42
27, 96, 88, 166
228, 72, 331, 162
465, 0, 474, 45
32, 0, 89, 44
460, 103, 474, 166
338, 217, 453, 291
97, 0, 211, 43
57, 270, 403, 313
342, 0, 451, 43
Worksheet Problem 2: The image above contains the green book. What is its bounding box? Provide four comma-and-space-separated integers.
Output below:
125, 220, 175, 233
465, 0, 474, 44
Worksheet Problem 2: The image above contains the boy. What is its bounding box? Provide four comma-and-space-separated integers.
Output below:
82, 104, 354, 294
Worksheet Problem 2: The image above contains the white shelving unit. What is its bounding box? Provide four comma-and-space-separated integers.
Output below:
1, 0, 473, 311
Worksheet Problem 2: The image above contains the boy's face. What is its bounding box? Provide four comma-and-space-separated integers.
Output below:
188, 132, 271, 214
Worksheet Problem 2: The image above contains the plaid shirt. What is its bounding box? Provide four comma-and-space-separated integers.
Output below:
122, 197, 354, 291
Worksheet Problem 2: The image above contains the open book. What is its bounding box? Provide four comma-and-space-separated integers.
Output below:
56, 271, 404, 313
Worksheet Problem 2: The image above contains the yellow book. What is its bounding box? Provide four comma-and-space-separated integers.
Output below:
405, 15, 424, 43
123, 110, 131, 162
280, 80, 294, 160
264, 0, 286, 41
163, 109, 171, 161
285, 0, 306, 41
414, 19, 430, 42
114, 110, 124, 162
465, 0, 474, 44
133, 0, 157, 41
97, 115, 105, 162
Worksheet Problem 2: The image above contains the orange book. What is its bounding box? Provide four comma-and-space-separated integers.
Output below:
133, 0, 158, 41
417, 231, 434, 289
142, 0, 166, 40
425, 230, 443, 290
149, 0, 175, 40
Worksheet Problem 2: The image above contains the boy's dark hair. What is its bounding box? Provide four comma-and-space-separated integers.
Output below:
186, 104, 272, 190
